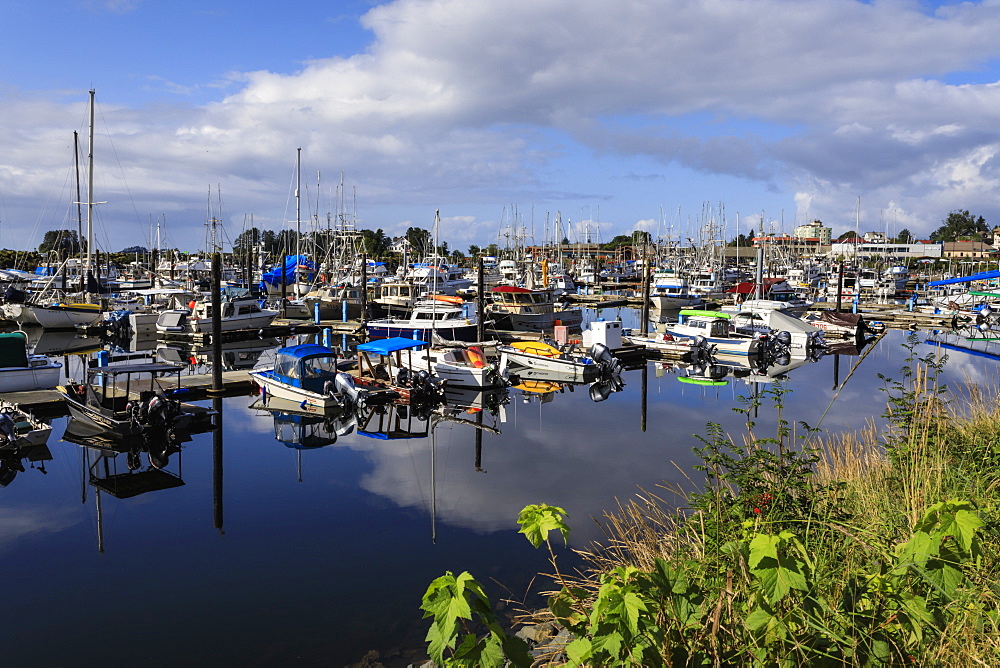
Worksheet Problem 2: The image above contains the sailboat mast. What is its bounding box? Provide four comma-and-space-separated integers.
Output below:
295, 147, 302, 296
86, 89, 95, 281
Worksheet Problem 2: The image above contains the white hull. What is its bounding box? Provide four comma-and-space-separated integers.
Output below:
3, 303, 102, 329
157, 310, 279, 334
250, 370, 344, 410
0, 365, 62, 393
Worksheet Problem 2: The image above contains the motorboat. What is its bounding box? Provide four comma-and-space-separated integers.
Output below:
396, 343, 506, 389
485, 286, 583, 332
1, 299, 103, 329
664, 310, 767, 356
57, 363, 212, 439
496, 339, 620, 384
156, 295, 279, 333
648, 270, 705, 310
0, 332, 62, 393
250, 343, 358, 411
351, 337, 447, 405
725, 300, 826, 357
366, 297, 479, 342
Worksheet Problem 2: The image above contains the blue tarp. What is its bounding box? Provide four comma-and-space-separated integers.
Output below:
275, 343, 334, 360
927, 269, 1000, 287
356, 337, 427, 354
261, 254, 314, 287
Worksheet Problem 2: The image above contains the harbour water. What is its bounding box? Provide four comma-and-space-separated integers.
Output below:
3, 316, 996, 666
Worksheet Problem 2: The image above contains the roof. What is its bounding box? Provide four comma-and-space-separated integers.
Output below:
928, 269, 1000, 287
357, 337, 428, 354
491, 285, 532, 293
275, 343, 337, 360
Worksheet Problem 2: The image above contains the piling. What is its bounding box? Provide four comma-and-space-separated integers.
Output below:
209, 252, 223, 394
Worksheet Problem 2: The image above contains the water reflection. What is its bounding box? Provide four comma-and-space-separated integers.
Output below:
0, 442, 52, 488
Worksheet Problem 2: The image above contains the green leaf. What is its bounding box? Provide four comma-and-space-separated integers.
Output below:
748, 533, 780, 570
565, 637, 593, 666
746, 605, 777, 631
517, 503, 570, 548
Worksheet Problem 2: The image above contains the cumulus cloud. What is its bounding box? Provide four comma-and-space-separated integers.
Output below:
4, 0, 1000, 248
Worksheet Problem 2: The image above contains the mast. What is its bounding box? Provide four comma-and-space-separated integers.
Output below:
295, 147, 302, 297
86, 89, 95, 287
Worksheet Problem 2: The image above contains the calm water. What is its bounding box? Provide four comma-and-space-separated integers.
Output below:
3, 316, 997, 666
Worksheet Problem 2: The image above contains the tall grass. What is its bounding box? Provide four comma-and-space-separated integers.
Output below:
525, 344, 1000, 665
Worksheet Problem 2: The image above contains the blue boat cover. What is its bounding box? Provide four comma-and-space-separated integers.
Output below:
276, 344, 334, 360
927, 269, 1000, 287
356, 337, 427, 354
260, 255, 315, 287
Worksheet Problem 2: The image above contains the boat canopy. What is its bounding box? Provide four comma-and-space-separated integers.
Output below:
357, 337, 428, 355
0, 332, 28, 368
491, 285, 532, 293
679, 309, 732, 319
927, 269, 1000, 287
90, 362, 183, 375
272, 344, 340, 391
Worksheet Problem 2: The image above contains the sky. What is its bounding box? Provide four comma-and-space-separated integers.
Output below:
3, 0, 1000, 257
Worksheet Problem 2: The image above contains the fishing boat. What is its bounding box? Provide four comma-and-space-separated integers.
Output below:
156, 295, 279, 333
57, 363, 211, 439
1, 300, 103, 329
648, 270, 705, 310
485, 286, 583, 332
664, 310, 767, 356
725, 300, 826, 357
250, 344, 357, 411
0, 332, 62, 393
351, 337, 447, 405
365, 297, 479, 342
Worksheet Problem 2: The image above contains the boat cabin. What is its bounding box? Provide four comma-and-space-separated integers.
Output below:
489, 286, 555, 312
70, 363, 187, 417
271, 344, 343, 394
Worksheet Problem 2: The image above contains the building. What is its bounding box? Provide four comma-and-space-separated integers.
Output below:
793, 220, 832, 244
828, 240, 942, 259
942, 240, 996, 260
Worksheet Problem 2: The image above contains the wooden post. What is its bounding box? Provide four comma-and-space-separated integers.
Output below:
210, 252, 223, 393
476, 258, 486, 342
640, 245, 650, 335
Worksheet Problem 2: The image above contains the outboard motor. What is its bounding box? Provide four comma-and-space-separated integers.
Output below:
589, 342, 623, 376
334, 372, 369, 408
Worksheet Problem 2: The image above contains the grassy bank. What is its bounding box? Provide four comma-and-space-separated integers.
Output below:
421, 336, 1000, 666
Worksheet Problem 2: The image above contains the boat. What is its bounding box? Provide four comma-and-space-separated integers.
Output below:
396, 343, 506, 388
728, 278, 810, 312
405, 256, 473, 296
57, 363, 212, 439
249, 395, 359, 450
485, 286, 583, 332
250, 343, 358, 411
663, 310, 767, 356
1, 300, 103, 329
648, 270, 705, 310
365, 298, 479, 342
496, 339, 617, 384
725, 300, 827, 357
156, 295, 279, 333
0, 332, 62, 393
351, 337, 447, 405
0, 401, 52, 449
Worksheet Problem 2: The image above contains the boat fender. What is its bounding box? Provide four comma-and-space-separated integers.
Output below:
188, 300, 197, 311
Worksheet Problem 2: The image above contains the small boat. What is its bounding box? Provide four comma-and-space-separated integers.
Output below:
352, 337, 447, 405
621, 329, 715, 363
397, 343, 506, 388
250, 344, 358, 411
648, 271, 706, 310
664, 310, 766, 356
57, 363, 212, 439
0, 401, 52, 449
0, 332, 62, 393
1, 300, 103, 329
726, 301, 826, 357
365, 299, 479, 342
156, 295, 279, 333
497, 340, 617, 384
485, 286, 583, 332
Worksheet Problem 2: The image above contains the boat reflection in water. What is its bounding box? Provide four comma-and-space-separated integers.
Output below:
63, 417, 188, 552
249, 395, 360, 450
0, 442, 53, 488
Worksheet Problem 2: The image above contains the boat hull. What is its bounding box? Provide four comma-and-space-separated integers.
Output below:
249, 370, 345, 410
365, 322, 479, 342
156, 310, 279, 333
3, 303, 102, 329
0, 362, 62, 393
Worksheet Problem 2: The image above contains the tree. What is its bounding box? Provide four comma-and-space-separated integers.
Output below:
837, 230, 860, 241
38, 230, 82, 257
930, 210, 989, 242
727, 233, 754, 247
119, 245, 148, 254
894, 228, 914, 244
358, 228, 390, 258
467, 244, 482, 258
405, 227, 432, 257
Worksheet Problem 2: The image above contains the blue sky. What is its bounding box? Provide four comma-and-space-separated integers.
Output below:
3, 0, 1000, 256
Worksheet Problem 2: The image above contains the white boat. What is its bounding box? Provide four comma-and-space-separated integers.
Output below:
156, 295, 279, 333
250, 344, 353, 411
0, 332, 62, 392
725, 300, 826, 357
664, 310, 765, 356
496, 340, 616, 384
405, 257, 473, 296
366, 297, 479, 342
397, 344, 505, 388
486, 286, 583, 331
648, 271, 705, 310
1, 300, 103, 329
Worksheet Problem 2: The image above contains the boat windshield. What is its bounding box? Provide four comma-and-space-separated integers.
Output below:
301, 356, 339, 378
